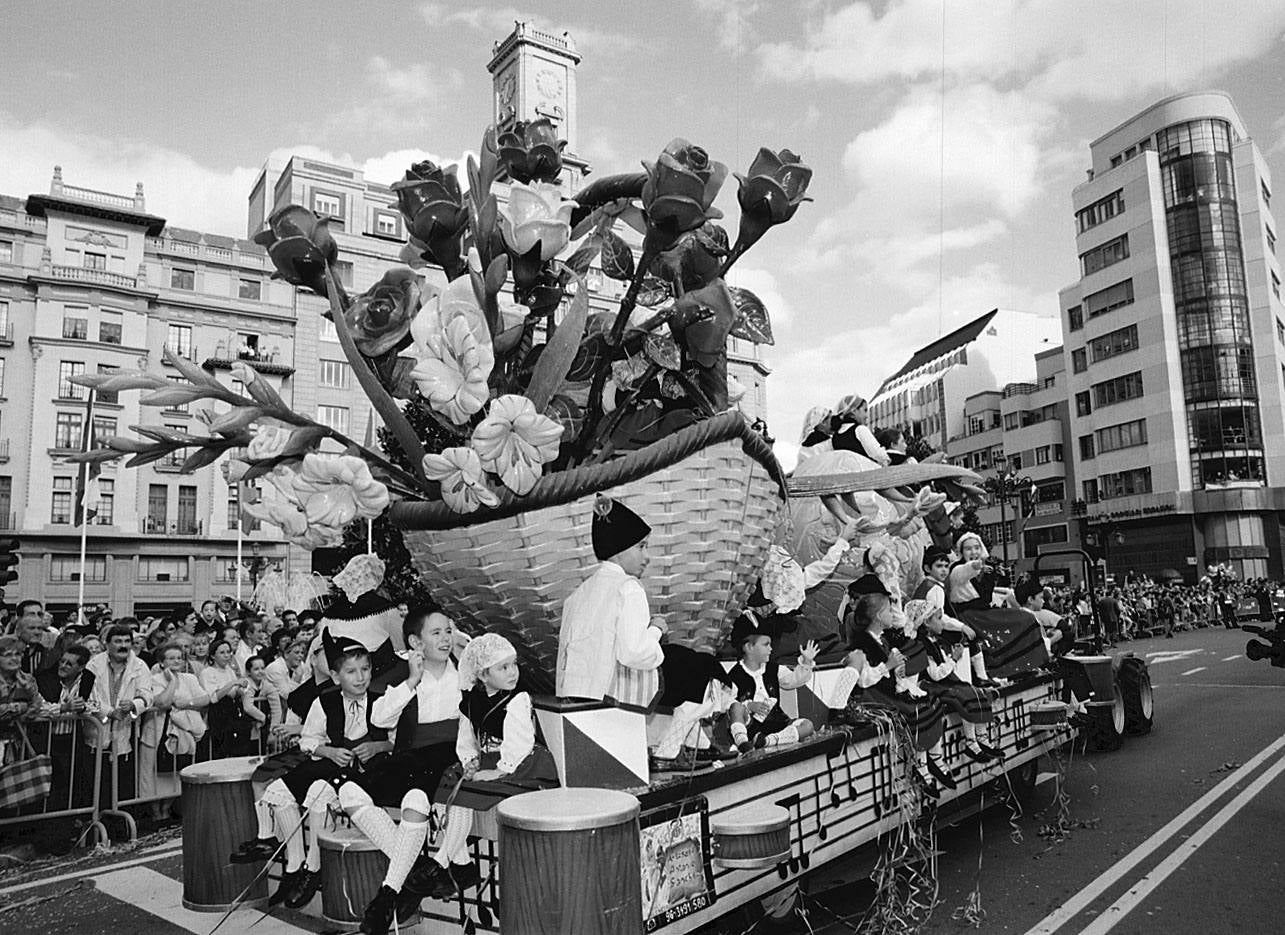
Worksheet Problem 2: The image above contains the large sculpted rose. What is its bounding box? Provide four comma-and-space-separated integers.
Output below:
641, 139, 728, 248
410, 276, 495, 425
496, 118, 566, 184
346, 268, 430, 356
470, 394, 564, 496
252, 205, 338, 295
391, 160, 468, 276
498, 181, 574, 262
734, 148, 813, 248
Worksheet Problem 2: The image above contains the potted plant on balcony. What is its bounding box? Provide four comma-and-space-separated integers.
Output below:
69, 124, 820, 688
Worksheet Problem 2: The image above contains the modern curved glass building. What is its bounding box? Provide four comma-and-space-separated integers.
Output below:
1060, 92, 1284, 580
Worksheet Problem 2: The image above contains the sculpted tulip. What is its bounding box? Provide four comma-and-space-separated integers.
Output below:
252, 205, 339, 296
641, 139, 728, 249
391, 160, 468, 276
496, 118, 566, 184
422, 446, 500, 513
293, 454, 390, 527
734, 148, 813, 248
470, 394, 564, 495
499, 182, 574, 262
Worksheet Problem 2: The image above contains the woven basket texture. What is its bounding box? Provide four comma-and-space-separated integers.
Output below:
399, 435, 784, 693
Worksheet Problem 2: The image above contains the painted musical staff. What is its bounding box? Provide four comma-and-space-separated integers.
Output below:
774, 792, 809, 872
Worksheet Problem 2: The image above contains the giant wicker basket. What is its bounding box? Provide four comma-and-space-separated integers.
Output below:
388, 411, 787, 693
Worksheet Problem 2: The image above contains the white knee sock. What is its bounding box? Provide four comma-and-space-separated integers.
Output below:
254, 800, 274, 840
386, 818, 429, 891
765, 724, 799, 747
262, 780, 304, 873
303, 782, 339, 874
434, 806, 472, 867
972, 651, 991, 682
962, 720, 977, 741
339, 783, 398, 856
730, 721, 749, 744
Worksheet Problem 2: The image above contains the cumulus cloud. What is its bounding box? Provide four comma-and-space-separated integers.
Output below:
366, 56, 463, 105
694, 0, 761, 53
419, 3, 637, 56
760, 0, 1285, 104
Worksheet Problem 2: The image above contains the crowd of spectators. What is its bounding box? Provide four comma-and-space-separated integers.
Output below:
0, 596, 347, 839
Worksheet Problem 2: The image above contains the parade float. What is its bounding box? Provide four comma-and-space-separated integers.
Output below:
70, 122, 1101, 934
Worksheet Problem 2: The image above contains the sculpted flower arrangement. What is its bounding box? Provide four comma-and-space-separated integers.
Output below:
68, 118, 812, 547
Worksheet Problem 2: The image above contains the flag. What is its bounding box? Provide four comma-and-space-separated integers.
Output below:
74, 390, 101, 525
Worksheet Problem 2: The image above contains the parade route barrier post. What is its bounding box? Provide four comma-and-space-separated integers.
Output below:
179, 756, 269, 911
498, 788, 643, 935
318, 821, 392, 926
0, 713, 108, 847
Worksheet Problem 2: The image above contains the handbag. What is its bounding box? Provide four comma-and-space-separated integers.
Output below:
0, 725, 54, 810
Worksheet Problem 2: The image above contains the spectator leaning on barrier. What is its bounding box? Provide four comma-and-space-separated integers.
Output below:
0, 635, 41, 764
86, 624, 155, 802
35, 644, 97, 807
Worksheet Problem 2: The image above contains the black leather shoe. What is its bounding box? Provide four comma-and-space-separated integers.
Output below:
403, 855, 447, 898
229, 836, 279, 864
649, 748, 698, 772
431, 861, 481, 899
395, 888, 421, 923
269, 869, 298, 907
360, 884, 398, 935
964, 743, 998, 763
914, 769, 940, 799
976, 741, 1003, 760
283, 868, 320, 909
926, 757, 957, 790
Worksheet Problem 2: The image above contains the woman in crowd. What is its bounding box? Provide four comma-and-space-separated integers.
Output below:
200, 637, 251, 758
139, 642, 210, 817
0, 635, 40, 765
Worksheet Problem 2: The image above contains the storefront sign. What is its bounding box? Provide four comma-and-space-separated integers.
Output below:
1088, 502, 1177, 521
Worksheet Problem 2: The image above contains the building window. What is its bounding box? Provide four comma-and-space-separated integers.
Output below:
333, 260, 354, 289
1268, 226, 1277, 256
147, 484, 168, 531
1273, 272, 1282, 301
177, 485, 198, 534
318, 359, 350, 389
317, 405, 349, 434
1097, 418, 1148, 453
1090, 324, 1140, 362
54, 412, 82, 450
374, 211, 399, 236
320, 318, 339, 342
62, 307, 88, 340
1075, 391, 1092, 417
1099, 466, 1152, 499
92, 416, 117, 441
1084, 279, 1134, 319
170, 268, 195, 290
50, 555, 107, 582
1023, 524, 1069, 554
1080, 234, 1130, 276
0, 358, 5, 397
163, 375, 190, 413
99, 310, 123, 345
138, 556, 190, 582
166, 323, 193, 357
1093, 371, 1144, 408
0, 300, 9, 337
1072, 348, 1087, 373
0, 240, 12, 263
96, 478, 114, 525
313, 192, 341, 217
1263, 179, 1272, 208
1003, 413, 1019, 430
1067, 305, 1084, 332
83, 251, 106, 271
51, 477, 73, 524
57, 361, 86, 400
1035, 446, 1051, 465
238, 278, 262, 300
1079, 435, 1095, 460
1076, 190, 1125, 234
1054, 444, 1065, 462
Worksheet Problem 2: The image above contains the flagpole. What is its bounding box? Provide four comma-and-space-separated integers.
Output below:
236, 500, 244, 604
76, 389, 97, 624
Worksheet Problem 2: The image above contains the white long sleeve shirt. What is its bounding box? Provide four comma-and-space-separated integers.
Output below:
86, 652, 155, 754
371, 660, 460, 730
457, 691, 535, 775
299, 693, 371, 755
557, 561, 664, 701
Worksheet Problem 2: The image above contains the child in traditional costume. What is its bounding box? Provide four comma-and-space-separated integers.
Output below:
726, 614, 817, 753
230, 633, 391, 909
337, 605, 464, 934
404, 634, 558, 900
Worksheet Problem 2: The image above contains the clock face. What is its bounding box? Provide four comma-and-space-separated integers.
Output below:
498, 73, 516, 106
535, 67, 563, 99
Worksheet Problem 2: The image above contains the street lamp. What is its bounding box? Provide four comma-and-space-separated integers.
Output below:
982, 468, 1035, 566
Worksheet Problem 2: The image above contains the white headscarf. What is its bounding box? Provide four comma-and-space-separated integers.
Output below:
457, 632, 517, 691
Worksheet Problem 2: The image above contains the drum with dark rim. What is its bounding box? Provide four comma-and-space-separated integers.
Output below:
179, 756, 268, 911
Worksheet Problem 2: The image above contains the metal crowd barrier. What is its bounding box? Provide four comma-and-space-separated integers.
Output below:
0, 713, 109, 847
103, 695, 291, 842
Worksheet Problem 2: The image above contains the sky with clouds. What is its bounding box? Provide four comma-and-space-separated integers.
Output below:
4, 1, 1284, 467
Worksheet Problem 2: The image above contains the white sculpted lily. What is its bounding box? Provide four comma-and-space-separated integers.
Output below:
246, 422, 295, 461
240, 465, 316, 545
293, 453, 390, 528
422, 446, 501, 513
498, 181, 574, 260
410, 276, 494, 424
471, 394, 564, 495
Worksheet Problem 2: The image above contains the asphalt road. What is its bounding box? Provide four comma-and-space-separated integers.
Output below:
802, 624, 1285, 935
1, 626, 1280, 935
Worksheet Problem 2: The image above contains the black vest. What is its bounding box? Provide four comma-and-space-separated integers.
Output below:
318, 690, 388, 750
392, 695, 457, 753
460, 686, 519, 750
728, 661, 780, 703
849, 628, 897, 694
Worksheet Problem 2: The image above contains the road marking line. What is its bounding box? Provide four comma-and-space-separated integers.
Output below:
1222, 654, 1243, 661
1180, 667, 1207, 676
1077, 751, 1285, 935
0, 842, 182, 897
94, 866, 316, 934
1159, 682, 1285, 690
1023, 729, 1285, 935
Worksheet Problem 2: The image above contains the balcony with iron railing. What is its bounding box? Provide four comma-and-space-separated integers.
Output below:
144, 517, 204, 536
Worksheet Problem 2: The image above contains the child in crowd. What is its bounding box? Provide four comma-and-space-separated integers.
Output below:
947, 532, 1015, 614
338, 605, 465, 935
404, 634, 558, 901
243, 654, 282, 749
230, 633, 392, 909
726, 614, 817, 753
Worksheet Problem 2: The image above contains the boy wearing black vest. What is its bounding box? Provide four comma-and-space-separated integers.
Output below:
726, 613, 817, 753
231, 633, 391, 909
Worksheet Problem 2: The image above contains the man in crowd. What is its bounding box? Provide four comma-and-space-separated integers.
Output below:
16, 600, 53, 675
36, 644, 97, 807
87, 623, 154, 803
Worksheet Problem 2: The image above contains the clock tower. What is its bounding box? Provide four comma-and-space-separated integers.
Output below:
488, 22, 591, 191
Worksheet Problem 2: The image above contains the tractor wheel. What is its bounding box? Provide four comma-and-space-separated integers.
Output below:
1086, 685, 1126, 752
1118, 656, 1154, 735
